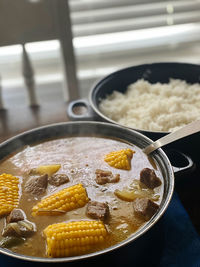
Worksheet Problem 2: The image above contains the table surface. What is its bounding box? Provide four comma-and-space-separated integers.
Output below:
0, 102, 199, 237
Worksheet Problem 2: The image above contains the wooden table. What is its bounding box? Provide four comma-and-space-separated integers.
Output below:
0, 102, 68, 142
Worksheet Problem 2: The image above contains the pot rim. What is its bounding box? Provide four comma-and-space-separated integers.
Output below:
0, 121, 174, 263
89, 61, 200, 135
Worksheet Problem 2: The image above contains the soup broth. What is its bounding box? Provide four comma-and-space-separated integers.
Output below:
0, 136, 163, 258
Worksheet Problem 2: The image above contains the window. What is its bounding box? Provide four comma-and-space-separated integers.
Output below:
70, 0, 200, 96
0, 0, 200, 101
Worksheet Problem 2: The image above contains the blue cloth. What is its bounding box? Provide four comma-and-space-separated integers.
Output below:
0, 192, 200, 267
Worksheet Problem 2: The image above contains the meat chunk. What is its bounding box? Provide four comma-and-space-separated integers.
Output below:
7, 209, 25, 224
140, 168, 161, 189
25, 174, 48, 195
133, 198, 159, 220
95, 169, 120, 185
48, 174, 69, 186
86, 201, 109, 221
0, 236, 24, 248
2, 223, 20, 237
17, 221, 35, 237
2, 221, 35, 237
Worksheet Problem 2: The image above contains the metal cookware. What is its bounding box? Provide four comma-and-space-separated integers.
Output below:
67, 62, 200, 162
0, 121, 176, 263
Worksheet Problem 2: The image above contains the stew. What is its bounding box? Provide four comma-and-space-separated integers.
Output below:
0, 136, 163, 258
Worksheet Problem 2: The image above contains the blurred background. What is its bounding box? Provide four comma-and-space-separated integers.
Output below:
0, 0, 200, 137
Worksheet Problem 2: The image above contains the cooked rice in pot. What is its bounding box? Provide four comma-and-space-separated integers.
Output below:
99, 79, 200, 132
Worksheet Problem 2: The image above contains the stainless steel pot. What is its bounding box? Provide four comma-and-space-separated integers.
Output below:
67, 62, 200, 163
0, 121, 174, 263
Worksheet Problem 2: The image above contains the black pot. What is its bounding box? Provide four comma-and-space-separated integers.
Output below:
67, 62, 200, 164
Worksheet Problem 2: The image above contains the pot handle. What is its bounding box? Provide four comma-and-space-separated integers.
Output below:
67, 99, 98, 121
165, 149, 195, 176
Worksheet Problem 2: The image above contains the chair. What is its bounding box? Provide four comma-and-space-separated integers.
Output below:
0, 0, 79, 106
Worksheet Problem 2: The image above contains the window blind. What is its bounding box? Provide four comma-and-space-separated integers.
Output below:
69, 0, 200, 37
68, 0, 200, 92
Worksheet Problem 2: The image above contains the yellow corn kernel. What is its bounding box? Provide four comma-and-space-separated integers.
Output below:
0, 173, 20, 217
43, 220, 107, 257
104, 148, 135, 170
32, 184, 89, 216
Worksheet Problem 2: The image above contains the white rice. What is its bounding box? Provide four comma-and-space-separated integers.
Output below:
99, 79, 200, 132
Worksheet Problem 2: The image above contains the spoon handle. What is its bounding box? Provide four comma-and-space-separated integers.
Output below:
143, 120, 200, 155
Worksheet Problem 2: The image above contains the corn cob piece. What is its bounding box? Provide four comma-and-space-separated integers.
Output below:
104, 148, 135, 170
43, 220, 107, 257
32, 184, 89, 216
0, 173, 20, 217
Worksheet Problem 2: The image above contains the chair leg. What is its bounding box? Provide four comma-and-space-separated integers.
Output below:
0, 75, 5, 110
22, 44, 39, 107
53, 0, 79, 101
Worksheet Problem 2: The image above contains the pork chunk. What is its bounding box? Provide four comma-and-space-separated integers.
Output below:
95, 169, 120, 185
48, 174, 69, 186
86, 201, 109, 221
140, 168, 161, 189
7, 209, 25, 224
133, 198, 159, 220
25, 174, 48, 195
